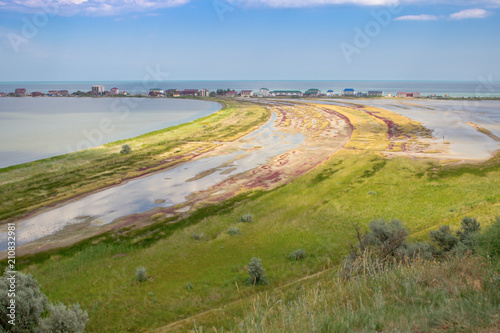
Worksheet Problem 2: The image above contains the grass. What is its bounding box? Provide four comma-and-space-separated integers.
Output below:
0, 98, 270, 222
214, 254, 500, 332
1, 101, 499, 332
4, 150, 498, 332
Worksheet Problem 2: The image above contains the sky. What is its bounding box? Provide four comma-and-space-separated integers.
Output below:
0, 0, 499, 81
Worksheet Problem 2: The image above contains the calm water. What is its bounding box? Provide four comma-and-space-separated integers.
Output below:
314, 99, 500, 159
0, 112, 306, 250
1, 80, 500, 97
0, 97, 221, 168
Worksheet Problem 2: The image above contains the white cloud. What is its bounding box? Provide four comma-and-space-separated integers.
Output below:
0, 0, 191, 16
394, 8, 492, 22
449, 8, 490, 19
228, 0, 400, 7
394, 14, 438, 20
228, 0, 500, 7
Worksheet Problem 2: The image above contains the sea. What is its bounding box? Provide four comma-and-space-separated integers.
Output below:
1, 80, 500, 168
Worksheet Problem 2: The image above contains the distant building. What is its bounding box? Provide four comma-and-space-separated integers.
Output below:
225, 90, 238, 97
15, 88, 27, 96
92, 85, 105, 96
48, 90, 57, 96
342, 88, 355, 96
271, 90, 303, 97
0, 92, 6, 97
304, 89, 321, 97
240, 90, 254, 97
414, 92, 421, 98
149, 88, 164, 97
397, 92, 407, 98
110, 87, 120, 95
58, 90, 69, 96
201, 89, 210, 97
368, 91, 383, 97
178, 89, 199, 96
258, 88, 271, 97
32, 91, 43, 97
386, 93, 393, 98
326, 90, 335, 97
397, 92, 420, 98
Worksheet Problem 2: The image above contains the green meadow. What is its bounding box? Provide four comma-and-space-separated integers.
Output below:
1, 100, 499, 332
7, 149, 500, 332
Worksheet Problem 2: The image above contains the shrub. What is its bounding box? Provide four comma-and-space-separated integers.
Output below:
0, 270, 88, 332
120, 144, 132, 154
135, 266, 147, 282
289, 249, 307, 261
430, 217, 481, 254
239, 214, 253, 223
191, 232, 204, 240
227, 225, 242, 236
368, 191, 377, 196
477, 216, 500, 258
247, 257, 268, 285
37, 302, 88, 333
365, 219, 409, 258
186, 282, 194, 291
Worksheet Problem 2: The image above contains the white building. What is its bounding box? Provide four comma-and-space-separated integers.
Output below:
201, 89, 210, 97
241, 90, 254, 97
326, 90, 335, 97
258, 88, 271, 97
271, 90, 303, 97
92, 85, 105, 96
110, 87, 120, 95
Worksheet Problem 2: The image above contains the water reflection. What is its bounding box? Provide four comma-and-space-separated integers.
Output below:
0, 112, 304, 251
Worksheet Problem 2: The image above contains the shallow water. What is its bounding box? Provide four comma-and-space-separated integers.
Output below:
0, 112, 305, 251
313, 99, 500, 159
0, 97, 221, 168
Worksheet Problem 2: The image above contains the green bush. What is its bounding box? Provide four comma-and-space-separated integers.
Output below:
227, 225, 242, 236
477, 216, 500, 258
135, 266, 147, 283
186, 282, 194, 291
247, 257, 268, 285
430, 217, 481, 254
0, 270, 88, 332
120, 144, 132, 154
289, 249, 307, 261
37, 302, 88, 333
239, 214, 253, 223
191, 232, 204, 240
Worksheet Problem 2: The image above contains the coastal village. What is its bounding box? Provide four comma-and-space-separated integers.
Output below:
0, 86, 463, 99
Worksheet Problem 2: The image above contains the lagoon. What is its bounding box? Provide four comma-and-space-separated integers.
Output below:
0, 97, 221, 168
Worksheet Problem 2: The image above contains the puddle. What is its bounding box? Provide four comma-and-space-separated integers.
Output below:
0, 112, 305, 251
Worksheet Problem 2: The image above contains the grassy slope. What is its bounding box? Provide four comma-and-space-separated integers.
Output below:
0, 99, 270, 222
3, 102, 499, 332
10, 150, 499, 332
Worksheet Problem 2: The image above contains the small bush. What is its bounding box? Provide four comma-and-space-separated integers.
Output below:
135, 266, 147, 283
289, 249, 307, 261
120, 144, 132, 154
186, 282, 194, 291
191, 232, 204, 240
240, 214, 253, 223
0, 270, 88, 332
247, 257, 268, 285
37, 302, 88, 333
477, 216, 500, 258
368, 191, 377, 196
227, 225, 242, 236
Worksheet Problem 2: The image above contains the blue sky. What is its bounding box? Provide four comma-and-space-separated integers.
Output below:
0, 0, 499, 81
